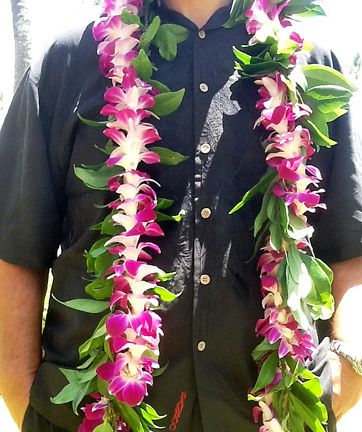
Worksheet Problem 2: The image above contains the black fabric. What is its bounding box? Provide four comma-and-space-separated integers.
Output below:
1, 4, 361, 432
22, 405, 67, 432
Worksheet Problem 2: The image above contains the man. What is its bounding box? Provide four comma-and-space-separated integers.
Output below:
0, 0, 361, 431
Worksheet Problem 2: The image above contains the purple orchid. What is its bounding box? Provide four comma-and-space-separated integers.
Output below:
97, 352, 153, 407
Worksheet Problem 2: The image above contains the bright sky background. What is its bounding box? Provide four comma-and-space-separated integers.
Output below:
0, 0, 361, 122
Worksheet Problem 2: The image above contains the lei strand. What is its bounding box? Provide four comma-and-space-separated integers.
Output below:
51, 1, 356, 431
228, 1, 356, 431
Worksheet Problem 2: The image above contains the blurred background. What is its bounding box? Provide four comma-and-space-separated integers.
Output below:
0, 0, 361, 430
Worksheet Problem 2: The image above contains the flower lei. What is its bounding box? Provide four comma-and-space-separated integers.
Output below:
52, 1, 356, 431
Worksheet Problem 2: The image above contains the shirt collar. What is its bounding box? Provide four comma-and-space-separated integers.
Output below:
152, 1, 233, 31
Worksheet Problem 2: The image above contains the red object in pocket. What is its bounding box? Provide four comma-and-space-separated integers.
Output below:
169, 391, 188, 431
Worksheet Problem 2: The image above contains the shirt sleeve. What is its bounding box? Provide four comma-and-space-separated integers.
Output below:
0, 69, 64, 271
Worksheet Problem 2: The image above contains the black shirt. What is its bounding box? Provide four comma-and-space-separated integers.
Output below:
0, 4, 361, 432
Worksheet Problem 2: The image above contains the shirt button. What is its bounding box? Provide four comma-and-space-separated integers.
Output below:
199, 82, 209, 93
198, 30, 206, 39
197, 341, 206, 352
200, 274, 211, 285
201, 208, 211, 219
200, 143, 211, 154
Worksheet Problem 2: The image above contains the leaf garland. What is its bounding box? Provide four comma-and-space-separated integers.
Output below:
230, 0, 356, 431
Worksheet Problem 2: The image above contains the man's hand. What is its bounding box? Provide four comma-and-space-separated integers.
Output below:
329, 350, 362, 419
0, 259, 47, 429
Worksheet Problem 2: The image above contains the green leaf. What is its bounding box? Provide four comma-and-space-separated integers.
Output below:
116, 401, 144, 432
289, 391, 327, 431
278, 199, 289, 233
291, 384, 328, 427
132, 49, 153, 81
51, 382, 80, 405
77, 351, 98, 370
277, 38, 299, 56
233, 47, 252, 65
72, 380, 95, 415
153, 24, 188, 61
157, 271, 176, 282
157, 209, 186, 223
95, 252, 115, 277
288, 213, 314, 240
153, 286, 180, 302
148, 79, 170, 94
284, 0, 326, 19
88, 239, 109, 258
121, 9, 142, 26
150, 146, 188, 165
229, 169, 277, 214
52, 295, 109, 314
152, 89, 185, 117
156, 198, 174, 210
77, 113, 108, 128
267, 194, 278, 220
289, 66, 308, 91
74, 165, 122, 190
224, 0, 252, 28
299, 254, 334, 320
305, 119, 336, 148
97, 375, 109, 396
269, 223, 283, 251
101, 213, 121, 236
305, 85, 353, 101
141, 404, 167, 421
314, 258, 334, 284
253, 190, 271, 237
152, 362, 169, 378
94, 422, 114, 432
79, 322, 107, 359
139, 16, 161, 52
252, 339, 278, 362
237, 60, 289, 78
85, 279, 114, 300
252, 352, 279, 393
302, 64, 357, 92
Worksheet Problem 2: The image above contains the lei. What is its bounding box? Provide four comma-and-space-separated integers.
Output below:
52, 1, 356, 431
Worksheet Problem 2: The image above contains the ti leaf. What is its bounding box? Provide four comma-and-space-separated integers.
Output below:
77, 113, 108, 128
156, 198, 174, 210
289, 393, 326, 432
153, 24, 188, 61
304, 119, 336, 148
301, 64, 357, 92
149, 146, 188, 165
153, 286, 181, 302
224, 0, 253, 28
252, 352, 279, 393
121, 9, 142, 26
85, 279, 114, 300
152, 89, 185, 117
93, 422, 114, 432
157, 209, 186, 223
115, 401, 145, 432
74, 164, 122, 190
229, 169, 277, 214
252, 339, 278, 362
139, 16, 161, 52
132, 49, 153, 81
52, 295, 109, 314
